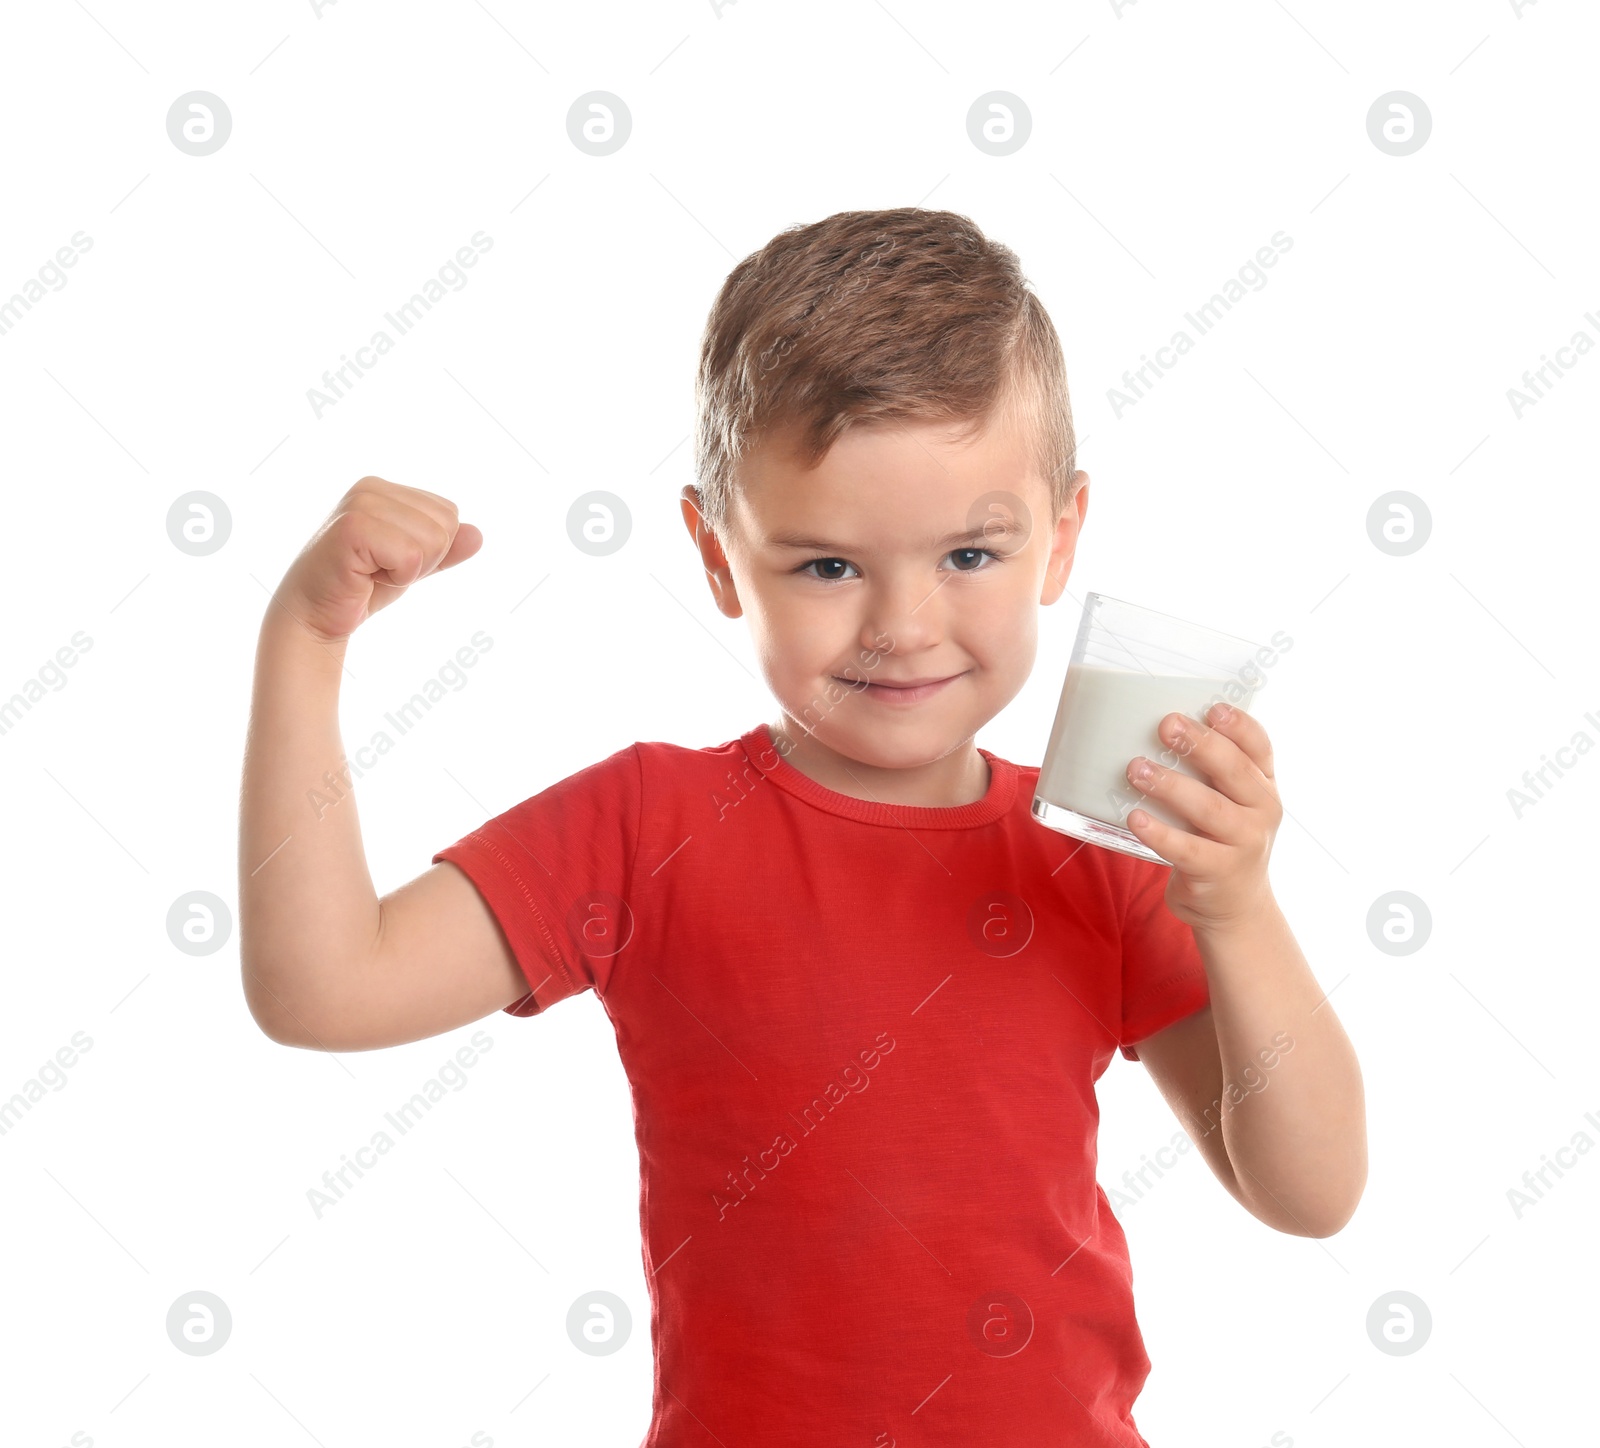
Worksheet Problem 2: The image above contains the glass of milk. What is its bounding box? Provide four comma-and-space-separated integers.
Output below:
1033, 593, 1271, 863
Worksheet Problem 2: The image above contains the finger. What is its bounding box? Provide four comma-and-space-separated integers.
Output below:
388, 480, 461, 514
1127, 754, 1251, 845
1157, 711, 1274, 811
390, 497, 474, 577
350, 494, 459, 582
345, 513, 440, 591
350, 476, 462, 551
387, 482, 464, 543
1125, 805, 1228, 873
1201, 702, 1275, 782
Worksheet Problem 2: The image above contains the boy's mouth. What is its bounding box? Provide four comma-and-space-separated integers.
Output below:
831, 671, 967, 704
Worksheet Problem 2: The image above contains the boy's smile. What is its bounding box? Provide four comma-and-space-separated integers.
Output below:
681, 399, 1089, 809
836, 671, 965, 705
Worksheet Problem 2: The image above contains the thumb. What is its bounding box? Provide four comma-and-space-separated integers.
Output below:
435, 522, 484, 573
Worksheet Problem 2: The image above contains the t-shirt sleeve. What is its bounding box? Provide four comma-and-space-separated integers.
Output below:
1117, 857, 1211, 1061
432, 742, 642, 1017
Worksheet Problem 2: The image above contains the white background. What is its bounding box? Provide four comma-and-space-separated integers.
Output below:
1, 1, 1594, 1444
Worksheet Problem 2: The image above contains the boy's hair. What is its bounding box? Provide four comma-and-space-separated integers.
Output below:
693, 206, 1078, 543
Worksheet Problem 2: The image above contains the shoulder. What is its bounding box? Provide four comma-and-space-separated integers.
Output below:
541, 730, 752, 784
632, 729, 760, 783
616, 729, 779, 813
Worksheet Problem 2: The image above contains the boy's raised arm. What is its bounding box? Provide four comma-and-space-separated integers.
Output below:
237, 477, 527, 1052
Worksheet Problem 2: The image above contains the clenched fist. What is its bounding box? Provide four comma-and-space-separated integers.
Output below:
272, 477, 482, 644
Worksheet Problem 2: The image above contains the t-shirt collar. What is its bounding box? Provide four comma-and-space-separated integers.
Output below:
740, 721, 1017, 829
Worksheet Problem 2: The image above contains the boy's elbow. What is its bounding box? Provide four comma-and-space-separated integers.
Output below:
240, 956, 340, 1050
248, 1002, 316, 1049
1273, 1172, 1367, 1239
1292, 1200, 1359, 1239
243, 980, 313, 1048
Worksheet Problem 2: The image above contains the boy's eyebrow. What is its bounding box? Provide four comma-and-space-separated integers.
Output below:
767, 521, 1025, 552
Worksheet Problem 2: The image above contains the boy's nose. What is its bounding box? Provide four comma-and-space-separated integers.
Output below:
860, 575, 943, 655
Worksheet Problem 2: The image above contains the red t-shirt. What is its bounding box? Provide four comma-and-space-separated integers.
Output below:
434, 722, 1210, 1447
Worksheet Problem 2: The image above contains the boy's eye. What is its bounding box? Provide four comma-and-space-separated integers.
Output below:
795, 549, 1001, 581
798, 557, 860, 582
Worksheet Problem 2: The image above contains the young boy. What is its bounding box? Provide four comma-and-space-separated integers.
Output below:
239, 207, 1365, 1446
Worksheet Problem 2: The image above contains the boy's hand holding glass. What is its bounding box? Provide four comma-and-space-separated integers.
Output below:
1124, 701, 1283, 933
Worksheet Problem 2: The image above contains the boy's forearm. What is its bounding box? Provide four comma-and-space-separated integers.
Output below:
237, 606, 380, 1042
1193, 896, 1367, 1237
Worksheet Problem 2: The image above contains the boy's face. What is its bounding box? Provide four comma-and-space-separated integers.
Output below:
680, 405, 1088, 771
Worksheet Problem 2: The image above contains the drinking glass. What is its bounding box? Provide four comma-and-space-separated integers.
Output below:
1033, 592, 1273, 863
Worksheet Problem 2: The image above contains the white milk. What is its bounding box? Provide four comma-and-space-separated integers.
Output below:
1037, 662, 1249, 832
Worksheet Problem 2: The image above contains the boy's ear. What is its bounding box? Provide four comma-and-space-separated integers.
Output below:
679, 485, 744, 619
1040, 471, 1089, 607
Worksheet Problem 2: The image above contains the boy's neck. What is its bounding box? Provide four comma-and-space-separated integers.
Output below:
767, 717, 992, 809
